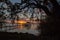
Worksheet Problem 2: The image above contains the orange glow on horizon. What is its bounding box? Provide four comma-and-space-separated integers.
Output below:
17, 20, 26, 24
15, 20, 27, 29
15, 20, 27, 24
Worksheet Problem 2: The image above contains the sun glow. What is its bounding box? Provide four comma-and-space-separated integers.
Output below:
17, 20, 27, 24
15, 20, 27, 29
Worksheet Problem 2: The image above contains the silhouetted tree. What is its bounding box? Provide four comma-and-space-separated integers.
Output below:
0, 0, 60, 40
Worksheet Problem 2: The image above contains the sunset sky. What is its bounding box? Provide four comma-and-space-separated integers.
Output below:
0, 0, 59, 36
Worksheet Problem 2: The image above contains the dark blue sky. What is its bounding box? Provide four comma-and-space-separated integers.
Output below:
10, 0, 21, 4
10, 0, 60, 4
